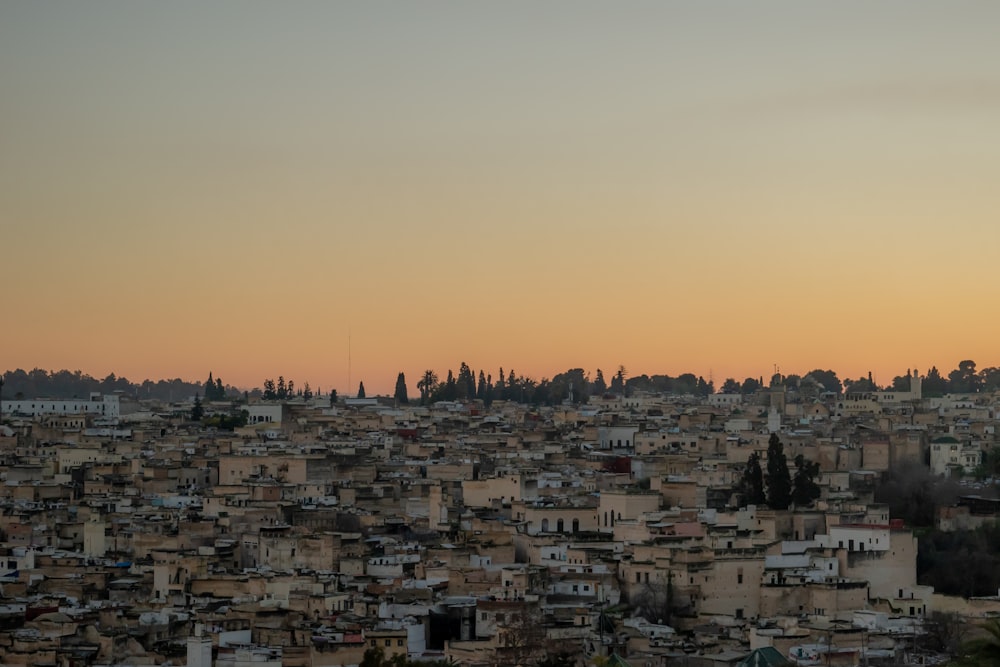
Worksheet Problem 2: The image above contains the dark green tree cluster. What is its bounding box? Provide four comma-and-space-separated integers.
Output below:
957, 618, 1000, 667
190, 394, 204, 421
261, 376, 310, 400
623, 371, 714, 397
717, 377, 765, 395
203, 372, 228, 401
738, 451, 766, 506
419, 363, 560, 406
798, 361, 1000, 398
737, 434, 821, 510
874, 461, 962, 527
765, 434, 792, 510
0, 368, 205, 402
202, 409, 249, 431
919, 524, 1000, 598
791, 454, 821, 507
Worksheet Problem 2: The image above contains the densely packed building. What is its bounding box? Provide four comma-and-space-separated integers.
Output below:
1, 374, 999, 667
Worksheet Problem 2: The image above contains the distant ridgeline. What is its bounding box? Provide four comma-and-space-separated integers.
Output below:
0, 368, 216, 403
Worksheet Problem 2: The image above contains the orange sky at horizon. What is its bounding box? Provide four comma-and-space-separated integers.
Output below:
3, 2, 1000, 396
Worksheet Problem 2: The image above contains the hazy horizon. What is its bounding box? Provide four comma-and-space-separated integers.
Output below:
0, 358, 983, 399
4, 2, 1000, 395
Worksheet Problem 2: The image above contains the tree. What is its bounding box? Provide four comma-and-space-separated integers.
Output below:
329, 389, 338, 407
492, 602, 549, 667
277, 376, 287, 400
741, 377, 762, 394
191, 394, 204, 421
477, 370, 487, 401
720, 378, 741, 394
438, 370, 457, 402
844, 373, 877, 393
357, 381, 366, 399
791, 454, 821, 507
891, 371, 913, 392
550, 368, 590, 404
394, 372, 408, 404
949, 359, 981, 393
484, 374, 494, 406
204, 372, 216, 400
875, 461, 961, 527
805, 369, 842, 395
592, 368, 607, 395
739, 451, 766, 506
457, 362, 475, 401
263, 378, 276, 400
417, 370, 438, 404
302, 382, 313, 400
960, 618, 1000, 667
981, 367, 1000, 392
610, 366, 626, 395
765, 434, 792, 510
630, 574, 686, 626
923, 366, 948, 397
919, 611, 971, 659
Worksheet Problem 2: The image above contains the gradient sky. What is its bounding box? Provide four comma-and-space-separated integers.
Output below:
3, 2, 1000, 395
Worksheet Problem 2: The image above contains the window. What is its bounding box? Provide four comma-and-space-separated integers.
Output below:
398, 640, 404, 647
737, 573, 743, 584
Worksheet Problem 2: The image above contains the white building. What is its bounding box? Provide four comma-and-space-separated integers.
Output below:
1, 392, 119, 419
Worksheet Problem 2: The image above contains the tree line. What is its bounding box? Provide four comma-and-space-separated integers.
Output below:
753, 360, 1000, 398
8, 359, 1000, 407
260, 376, 314, 401
393, 365, 722, 407
0, 368, 214, 403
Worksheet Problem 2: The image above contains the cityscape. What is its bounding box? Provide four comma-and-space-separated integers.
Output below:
4, 2, 1000, 667
0, 363, 999, 667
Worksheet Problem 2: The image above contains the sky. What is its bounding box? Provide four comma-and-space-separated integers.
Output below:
3, 1, 1000, 395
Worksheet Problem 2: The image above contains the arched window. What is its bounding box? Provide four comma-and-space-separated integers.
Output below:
572, 519, 580, 533
541, 518, 549, 532
557, 519, 564, 532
